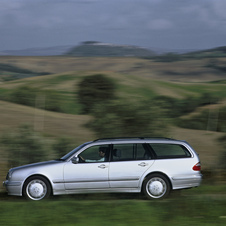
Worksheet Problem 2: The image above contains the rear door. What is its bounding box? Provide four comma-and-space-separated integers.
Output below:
109, 143, 155, 189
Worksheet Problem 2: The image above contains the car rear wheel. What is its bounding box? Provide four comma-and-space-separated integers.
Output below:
23, 176, 51, 201
143, 174, 171, 199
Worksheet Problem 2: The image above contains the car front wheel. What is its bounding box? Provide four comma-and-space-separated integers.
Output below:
23, 176, 51, 201
143, 174, 171, 199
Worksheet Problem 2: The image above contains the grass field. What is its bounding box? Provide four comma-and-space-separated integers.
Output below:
1, 185, 226, 225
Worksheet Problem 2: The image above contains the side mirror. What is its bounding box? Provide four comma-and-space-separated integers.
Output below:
71, 156, 79, 164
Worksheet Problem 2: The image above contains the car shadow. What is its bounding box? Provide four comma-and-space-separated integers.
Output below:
0, 191, 143, 201
0, 190, 183, 201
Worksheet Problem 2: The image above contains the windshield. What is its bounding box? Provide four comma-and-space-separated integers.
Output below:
60, 142, 91, 160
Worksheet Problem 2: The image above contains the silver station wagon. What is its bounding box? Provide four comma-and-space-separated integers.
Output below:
3, 137, 202, 201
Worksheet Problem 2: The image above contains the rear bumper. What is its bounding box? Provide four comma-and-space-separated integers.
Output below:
171, 174, 202, 189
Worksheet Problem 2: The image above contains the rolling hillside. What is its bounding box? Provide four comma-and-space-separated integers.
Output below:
1, 55, 226, 82
1, 55, 226, 189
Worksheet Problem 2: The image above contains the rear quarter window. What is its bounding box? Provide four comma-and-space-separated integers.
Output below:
149, 143, 191, 159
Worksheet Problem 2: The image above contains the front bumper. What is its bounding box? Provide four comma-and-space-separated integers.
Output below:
3, 180, 23, 196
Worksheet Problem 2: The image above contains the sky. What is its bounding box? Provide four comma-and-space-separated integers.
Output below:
1, 0, 226, 51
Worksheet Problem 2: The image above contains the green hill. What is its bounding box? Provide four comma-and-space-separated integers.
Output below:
66, 41, 155, 57
184, 46, 226, 58
0, 63, 51, 81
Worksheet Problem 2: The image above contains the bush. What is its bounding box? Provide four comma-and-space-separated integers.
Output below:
217, 135, 226, 173
177, 107, 226, 132
152, 93, 219, 118
10, 86, 38, 107
77, 74, 116, 114
9, 86, 64, 112
0, 124, 80, 167
152, 96, 181, 117
52, 137, 74, 158
0, 125, 49, 167
43, 90, 63, 112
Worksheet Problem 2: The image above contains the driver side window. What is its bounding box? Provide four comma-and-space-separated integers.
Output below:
79, 145, 110, 163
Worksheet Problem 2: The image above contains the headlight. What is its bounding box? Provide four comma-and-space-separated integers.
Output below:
6, 169, 13, 180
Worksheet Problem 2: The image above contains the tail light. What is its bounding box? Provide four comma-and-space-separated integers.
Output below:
193, 162, 201, 171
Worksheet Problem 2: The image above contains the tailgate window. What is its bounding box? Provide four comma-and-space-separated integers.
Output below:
149, 143, 191, 159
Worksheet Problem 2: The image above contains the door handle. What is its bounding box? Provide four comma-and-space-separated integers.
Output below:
98, 164, 107, 169
138, 162, 148, 167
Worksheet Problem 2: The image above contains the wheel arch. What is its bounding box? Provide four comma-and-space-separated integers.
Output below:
22, 174, 53, 197
141, 171, 172, 191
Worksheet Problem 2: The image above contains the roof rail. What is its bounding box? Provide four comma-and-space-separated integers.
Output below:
93, 137, 174, 142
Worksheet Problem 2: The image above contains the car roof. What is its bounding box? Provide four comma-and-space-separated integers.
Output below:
92, 137, 182, 143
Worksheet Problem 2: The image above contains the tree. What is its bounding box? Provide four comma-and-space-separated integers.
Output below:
87, 100, 167, 138
77, 74, 116, 114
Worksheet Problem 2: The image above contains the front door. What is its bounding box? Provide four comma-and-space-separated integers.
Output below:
63, 144, 110, 191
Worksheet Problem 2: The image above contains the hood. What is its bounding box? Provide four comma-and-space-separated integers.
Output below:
10, 159, 63, 171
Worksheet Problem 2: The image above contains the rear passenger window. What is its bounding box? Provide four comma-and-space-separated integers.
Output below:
149, 143, 191, 159
112, 143, 151, 161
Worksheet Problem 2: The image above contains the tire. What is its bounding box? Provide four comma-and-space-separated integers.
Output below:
23, 176, 51, 201
142, 174, 171, 199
